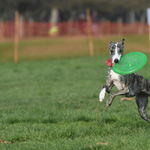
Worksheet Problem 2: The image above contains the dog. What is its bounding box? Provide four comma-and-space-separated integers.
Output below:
99, 39, 150, 123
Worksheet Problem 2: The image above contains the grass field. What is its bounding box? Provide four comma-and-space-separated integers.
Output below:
0, 35, 150, 149
0, 34, 149, 62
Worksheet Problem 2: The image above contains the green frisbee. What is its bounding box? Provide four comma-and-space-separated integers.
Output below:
113, 52, 147, 75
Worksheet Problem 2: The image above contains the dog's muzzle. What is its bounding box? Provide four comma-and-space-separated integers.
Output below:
114, 59, 119, 63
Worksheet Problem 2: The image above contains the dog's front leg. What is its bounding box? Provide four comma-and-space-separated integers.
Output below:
107, 87, 129, 107
99, 83, 114, 103
99, 67, 114, 103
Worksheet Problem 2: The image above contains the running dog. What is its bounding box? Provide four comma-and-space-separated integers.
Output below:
99, 39, 150, 123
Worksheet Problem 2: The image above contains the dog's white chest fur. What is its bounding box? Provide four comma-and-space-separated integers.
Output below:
110, 69, 123, 90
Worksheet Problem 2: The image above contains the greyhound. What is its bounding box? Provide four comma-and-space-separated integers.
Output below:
99, 39, 150, 123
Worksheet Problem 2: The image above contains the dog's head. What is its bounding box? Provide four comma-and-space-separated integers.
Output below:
109, 39, 125, 63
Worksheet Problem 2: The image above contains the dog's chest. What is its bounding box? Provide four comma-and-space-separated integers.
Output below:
110, 69, 123, 90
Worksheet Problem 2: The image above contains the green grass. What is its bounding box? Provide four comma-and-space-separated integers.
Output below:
0, 55, 150, 149
0, 35, 150, 149
0, 34, 149, 62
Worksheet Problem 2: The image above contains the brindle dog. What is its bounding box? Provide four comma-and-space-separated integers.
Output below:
99, 39, 150, 123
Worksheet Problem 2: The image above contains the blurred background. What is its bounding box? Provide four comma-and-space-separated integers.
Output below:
1, 1, 150, 148
0, 0, 150, 62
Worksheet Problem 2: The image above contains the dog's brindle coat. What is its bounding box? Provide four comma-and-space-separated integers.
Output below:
99, 39, 150, 123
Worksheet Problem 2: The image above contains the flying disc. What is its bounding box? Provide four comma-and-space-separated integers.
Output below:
113, 52, 147, 75
49, 26, 59, 35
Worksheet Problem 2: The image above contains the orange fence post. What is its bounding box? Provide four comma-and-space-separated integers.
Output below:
86, 8, 94, 57
14, 11, 19, 63
0, 20, 4, 41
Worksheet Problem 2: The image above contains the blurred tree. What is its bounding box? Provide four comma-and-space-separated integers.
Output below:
0, 0, 150, 22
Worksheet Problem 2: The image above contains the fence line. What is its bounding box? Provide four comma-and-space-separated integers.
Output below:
0, 20, 149, 40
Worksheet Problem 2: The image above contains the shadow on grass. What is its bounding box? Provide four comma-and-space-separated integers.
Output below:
6, 115, 96, 125
74, 116, 94, 122
6, 116, 118, 125
7, 117, 57, 124
101, 118, 117, 124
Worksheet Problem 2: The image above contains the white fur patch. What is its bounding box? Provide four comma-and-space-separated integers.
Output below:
110, 69, 123, 90
99, 88, 106, 103
112, 43, 122, 63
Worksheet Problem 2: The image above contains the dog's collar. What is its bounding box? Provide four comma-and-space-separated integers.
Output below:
105, 59, 114, 67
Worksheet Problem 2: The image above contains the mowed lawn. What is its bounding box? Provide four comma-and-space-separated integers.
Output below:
0, 55, 150, 149
0, 35, 150, 149
0, 34, 149, 62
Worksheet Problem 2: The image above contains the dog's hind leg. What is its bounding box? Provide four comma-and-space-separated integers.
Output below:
136, 93, 150, 123
107, 86, 129, 107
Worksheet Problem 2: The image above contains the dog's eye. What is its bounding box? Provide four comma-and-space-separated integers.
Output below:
112, 45, 115, 49
119, 49, 122, 53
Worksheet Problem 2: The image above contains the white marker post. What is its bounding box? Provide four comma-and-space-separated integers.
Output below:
147, 8, 150, 51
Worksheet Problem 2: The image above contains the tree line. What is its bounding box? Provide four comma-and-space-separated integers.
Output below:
0, 0, 150, 23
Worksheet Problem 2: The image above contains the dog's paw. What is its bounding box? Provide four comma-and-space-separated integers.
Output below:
106, 101, 112, 107
106, 97, 112, 107
99, 88, 106, 103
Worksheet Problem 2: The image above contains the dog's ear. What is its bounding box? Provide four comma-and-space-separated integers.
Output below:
119, 39, 125, 45
109, 41, 113, 49
110, 41, 112, 44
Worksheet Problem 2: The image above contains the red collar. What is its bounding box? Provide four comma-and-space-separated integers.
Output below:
105, 59, 114, 67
